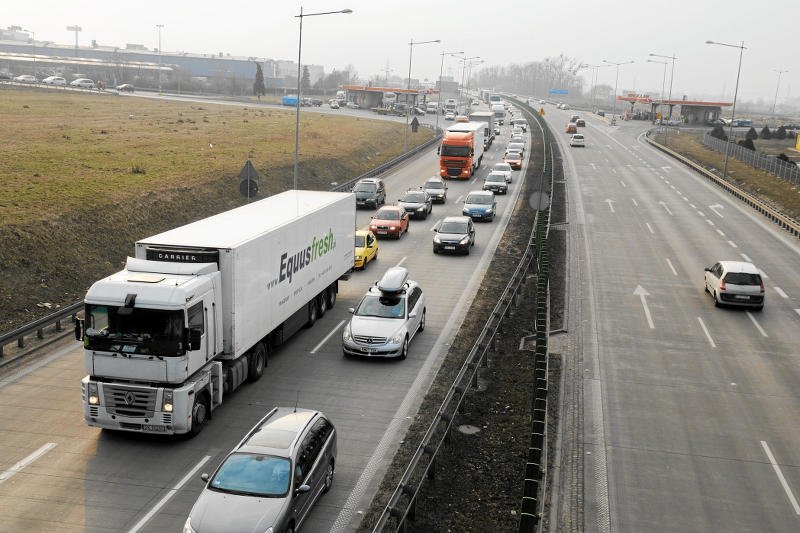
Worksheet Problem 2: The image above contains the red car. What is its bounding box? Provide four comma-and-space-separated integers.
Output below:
504, 150, 523, 170
565, 123, 578, 134
369, 206, 410, 239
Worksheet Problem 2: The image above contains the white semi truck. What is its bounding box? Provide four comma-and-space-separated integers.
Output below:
468, 111, 495, 149
77, 190, 355, 436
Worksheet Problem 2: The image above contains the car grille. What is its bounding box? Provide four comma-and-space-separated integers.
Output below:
353, 334, 388, 345
103, 385, 157, 418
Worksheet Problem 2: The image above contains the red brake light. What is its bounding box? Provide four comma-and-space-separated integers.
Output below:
760, 280, 765, 293
719, 280, 726, 291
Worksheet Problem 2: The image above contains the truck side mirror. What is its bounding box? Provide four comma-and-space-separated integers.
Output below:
74, 317, 84, 341
189, 328, 202, 350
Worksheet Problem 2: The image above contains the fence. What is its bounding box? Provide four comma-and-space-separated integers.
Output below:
702, 132, 800, 185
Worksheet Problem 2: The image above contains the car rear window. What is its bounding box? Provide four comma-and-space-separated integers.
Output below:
724, 272, 761, 285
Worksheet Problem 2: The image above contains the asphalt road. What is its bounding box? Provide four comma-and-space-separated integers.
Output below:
0, 109, 529, 532
543, 105, 800, 531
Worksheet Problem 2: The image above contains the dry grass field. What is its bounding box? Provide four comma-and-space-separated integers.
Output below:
0, 87, 431, 329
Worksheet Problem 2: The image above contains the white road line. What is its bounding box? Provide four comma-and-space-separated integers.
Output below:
697, 211, 705, 217
716, 229, 725, 236
670, 185, 676, 190
631, 198, 639, 207
666, 258, 678, 276
697, 317, 716, 348
659, 202, 673, 216
747, 312, 768, 337
395, 256, 407, 267
645, 223, 655, 234
759, 269, 769, 279
456, 195, 463, 203
795, 309, 800, 318
689, 203, 696, 209
664, 180, 670, 184
740, 253, 753, 262
760, 441, 800, 515
682, 196, 689, 202
774, 287, 788, 299
619, 180, 626, 187
611, 168, 617, 174
590, 163, 597, 170
127, 455, 212, 533
310, 320, 346, 354
707, 219, 715, 226
0, 443, 57, 484
728, 240, 738, 248
661, 166, 671, 172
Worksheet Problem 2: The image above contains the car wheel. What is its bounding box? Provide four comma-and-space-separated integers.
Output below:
713, 291, 721, 308
399, 336, 408, 360
247, 342, 267, 382
285, 523, 296, 533
433, 247, 438, 254
754, 305, 764, 312
322, 460, 335, 493
306, 299, 319, 327
418, 309, 426, 332
189, 393, 209, 437
703, 281, 709, 293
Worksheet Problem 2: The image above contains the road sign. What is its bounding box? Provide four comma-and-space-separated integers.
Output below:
549, 89, 568, 95
539, 108, 545, 116
411, 116, 420, 133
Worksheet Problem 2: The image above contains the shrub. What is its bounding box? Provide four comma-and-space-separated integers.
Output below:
738, 138, 755, 150
760, 126, 772, 140
710, 125, 728, 141
745, 127, 759, 140
131, 163, 146, 174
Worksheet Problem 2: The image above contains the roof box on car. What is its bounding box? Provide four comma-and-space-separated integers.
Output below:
377, 267, 409, 294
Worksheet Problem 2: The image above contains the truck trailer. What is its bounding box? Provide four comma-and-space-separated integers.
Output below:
468, 111, 495, 149
440, 121, 486, 179
77, 190, 355, 436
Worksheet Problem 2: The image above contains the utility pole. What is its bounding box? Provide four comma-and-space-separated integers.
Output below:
156, 24, 164, 93
66, 25, 81, 57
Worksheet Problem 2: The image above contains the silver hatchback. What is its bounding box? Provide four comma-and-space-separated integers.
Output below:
704, 260, 764, 309
185, 407, 336, 533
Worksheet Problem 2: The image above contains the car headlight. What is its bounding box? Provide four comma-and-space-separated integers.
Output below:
342, 323, 352, 342
460, 236, 470, 244
391, 331, 404, 344
433, 235, 441, 243
162, 389, 174, 413
183, 517, 197, 533
88, 382, 100, 405
389, 226, 396, 230
486, 208, 493, 214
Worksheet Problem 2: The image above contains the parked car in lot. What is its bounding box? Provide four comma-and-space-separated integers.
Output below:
704, 261, 764, 310
504, 150, 523, 170
42, 76, 66, 86
433, 216, 475, 255
354, 230, 379, 270
422, 176, 448, 203
13, 74, 38, 83
491, 162, 513, 183
398, 189, 433, 220
483, 172, 509, 194
463, 190, 497, 221
185, 407, 336, 533
115, 83, 135, 92
565, 123, 578, 134
569, 134, 585, 147
70, 78, 95, 89
352, 178, 386, 208
369, 206, 410, 239
342, 267, 425, 359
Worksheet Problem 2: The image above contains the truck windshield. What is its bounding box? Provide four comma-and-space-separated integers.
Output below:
84, 304, 185, 356
441, 145, 470, 157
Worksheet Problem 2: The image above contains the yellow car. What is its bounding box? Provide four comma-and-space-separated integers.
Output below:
354, 230, 379, 270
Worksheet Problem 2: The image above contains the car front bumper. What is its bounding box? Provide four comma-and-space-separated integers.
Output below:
343, 339, 403, 357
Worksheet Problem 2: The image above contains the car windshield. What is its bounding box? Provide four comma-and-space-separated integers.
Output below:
355, 293, 405, 318
466, 194, 493, 205
209, 453, 291, 497
439, 221, 468, 234
354, 182, 376, 193
401, 192, 425, 203
355, 235, 366, 247
83, 304, 185, 356
493, 164, 511, 172
425, 181, 443, 190
486, 173, 506, 182
375, 209, 399, 220
506, 152, 521, 160
724, 272, 761, 285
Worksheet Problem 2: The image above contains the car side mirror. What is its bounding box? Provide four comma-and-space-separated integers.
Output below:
201, 473, 209, 482
74, 317, 84, 341
295, 484, 311, 496
408, 311, 417, 319
348, 307, 355, 314
704, 267, 711, 272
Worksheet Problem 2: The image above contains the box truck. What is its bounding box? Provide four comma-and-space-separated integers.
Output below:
468, 111, 495, 148
491, 103, 506, 125
76, 190, 355, 436
440, 121, 485, 179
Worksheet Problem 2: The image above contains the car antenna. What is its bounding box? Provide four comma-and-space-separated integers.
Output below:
294, 390, 299, 413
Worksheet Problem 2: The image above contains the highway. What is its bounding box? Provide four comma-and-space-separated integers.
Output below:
0, 110, 528, 532
543, 105, 800, 531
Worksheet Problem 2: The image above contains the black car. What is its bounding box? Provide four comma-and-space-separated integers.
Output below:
433, 216, 475, 255
398, 188, 433, 219
352, 178, 386, 208
483, 172, 509, 194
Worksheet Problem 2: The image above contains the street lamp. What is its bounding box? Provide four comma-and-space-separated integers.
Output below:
457, 55, 480, 113
156, 24, 164, 93
404, 38, 440, 151
293, 7, 353, 190
771, 68, 788, 124
464, 59, 483, 110
23, 29, 35, 68
706, 40, 746, 183
579, 63, 610, 112
602, 59, 633, 121
647, 58, 667, 125
436, 50, 463, 133
66, 25, 81, 57
650, 53, 677, 144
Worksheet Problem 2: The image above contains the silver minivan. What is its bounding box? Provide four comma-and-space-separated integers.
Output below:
704, 260, 764, 309
184, 407, 336, 533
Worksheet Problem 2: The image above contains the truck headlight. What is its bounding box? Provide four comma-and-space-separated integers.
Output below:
88, 382, 100, 405
162, 389, 174, 413
342, 323, 352, 342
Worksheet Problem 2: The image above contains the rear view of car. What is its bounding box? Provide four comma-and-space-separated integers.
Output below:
704, 261, 764, 309
569, 134, 585, 147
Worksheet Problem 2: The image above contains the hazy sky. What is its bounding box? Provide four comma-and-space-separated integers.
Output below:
5, 0, 797, 104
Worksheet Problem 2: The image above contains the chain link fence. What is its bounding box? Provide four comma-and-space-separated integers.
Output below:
702, 132, 800, 185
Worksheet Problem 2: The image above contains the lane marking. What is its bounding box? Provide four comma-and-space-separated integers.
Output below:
659, 202, 673, 216
611, 168, 617, 174
697, 211, 705, 217
760, 441, 800, 515
697, 317, 716, 348
395, 256, 407, 267
795, 309, 800, 318
619, 180, 626, 188
455, 195, 463, 203
310, 320, 346, 354
709, 204, 725, 218
707, 219, 715, 226
746, 312, 768, 337
716, 229, 725, 237
631, 198, 639, 207
728, 240, 738, 249
0, 443, 57, 484
590, 163, 597, 170
634, 285, 654, 329
127, 455, 212, 533
605, 199, 615, 213
645, 222, 655, 234
774, 287, 788, 299
666, 258, 678, 276
689, 203, 696, 209
740, 253, 753, 262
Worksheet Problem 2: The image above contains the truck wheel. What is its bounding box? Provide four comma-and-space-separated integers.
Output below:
306, 300, 318, 327
317, 292, 328, 317
248, 342, 266, 382
327, 285, 337, 309
189, 393, 209, 437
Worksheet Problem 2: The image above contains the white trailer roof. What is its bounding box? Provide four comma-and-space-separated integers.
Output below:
139, 190, 352, 249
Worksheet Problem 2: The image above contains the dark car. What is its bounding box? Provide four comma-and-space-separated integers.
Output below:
576, 118, 586, 127
433, 216, 475, 255
352, 178, 386, 208
398, 189, 433, 220
483, 172, 509, 194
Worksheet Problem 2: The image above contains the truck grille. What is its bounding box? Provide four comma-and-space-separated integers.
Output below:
103, 385, 157, 418
353, 334, 388, 345
446, 167, 462, 176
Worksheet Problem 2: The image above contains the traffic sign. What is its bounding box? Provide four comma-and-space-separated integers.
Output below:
539, 108, 545, 116
549, 89, 568, 95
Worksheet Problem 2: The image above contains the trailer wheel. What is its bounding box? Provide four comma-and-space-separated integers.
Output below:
317, 292, 328, 317
248, 342, 266, 382
189, 393, 209, 437
327, 285, 337, 309
306, 299, 318, 327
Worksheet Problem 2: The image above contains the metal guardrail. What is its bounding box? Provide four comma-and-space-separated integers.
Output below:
701, 132, 800, 184
645, 132, 800, 238
370, 98, 554, 532
0, 127, 442, 363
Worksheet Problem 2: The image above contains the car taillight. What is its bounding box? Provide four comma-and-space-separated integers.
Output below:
719, 280, 726, 291
760, 280, 765, 293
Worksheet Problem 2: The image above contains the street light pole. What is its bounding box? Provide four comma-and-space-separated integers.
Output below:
650, 53, 677, 144
771, 68, 788, 124
404, 38, 440, 152
293, 7, 353, 190
457, 55, 480, 114
156, 24, 164, 93
647, 58, 667, 124
706, 40, 746, 183
436, 50, 463, 133
66, 25, 81, 57
603, 59, 633, 121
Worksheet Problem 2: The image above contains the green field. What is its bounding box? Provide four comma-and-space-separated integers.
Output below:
0, 87, 432, 329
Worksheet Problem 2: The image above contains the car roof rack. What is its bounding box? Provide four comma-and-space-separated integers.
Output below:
377, 266, 409, 294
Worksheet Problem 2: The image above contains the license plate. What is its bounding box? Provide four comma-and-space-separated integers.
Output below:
143, 424, 167, 432
445, 246, 456, 250
377, 231, 387, 235
734, 295, 750, 300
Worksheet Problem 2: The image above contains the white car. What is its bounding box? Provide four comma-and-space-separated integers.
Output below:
346, 101, 360, 109
704, 261, 764, 309
569, 134, 585, 147
13, 74, 37, 83
492, 162, 513, 183
70, 78, 95, 89
445, 111, 456, 121
342, 267, 426, 359
42, 76, 67, 86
